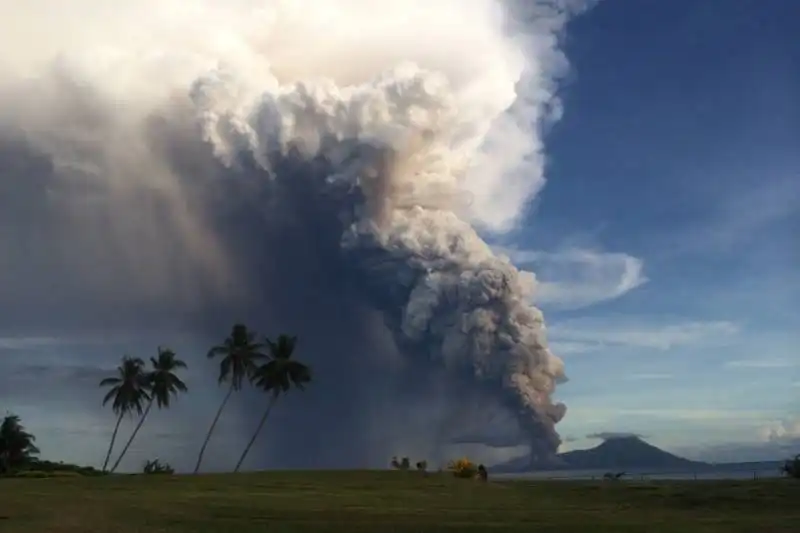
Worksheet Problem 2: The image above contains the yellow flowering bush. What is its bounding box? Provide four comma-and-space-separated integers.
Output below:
447, 457, 478, 479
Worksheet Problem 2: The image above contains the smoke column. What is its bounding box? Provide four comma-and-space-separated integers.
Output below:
0, 0, 589, 467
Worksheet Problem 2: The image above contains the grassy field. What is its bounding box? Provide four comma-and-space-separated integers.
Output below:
0, 471, 797, 532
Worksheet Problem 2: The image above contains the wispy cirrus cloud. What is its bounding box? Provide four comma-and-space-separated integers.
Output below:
663, 175, 800, 256
495, 247, 647, 310
725, 358, 798, 369
547, 318, 739, 354
624, 373, 673, 381
0, 336, 64, 350
586, 431, 646, 440
0, 333, 147, 350
571, 407, 775, 423
547, 341, 599, 355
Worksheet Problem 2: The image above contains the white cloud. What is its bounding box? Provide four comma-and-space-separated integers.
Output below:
547, 340, 599, 355
495, 247, 647, 310
759, 418, 800, 442
725, 358, 798, 369
676, 416, 800, 462
547, 318, 739, 352
0, 336, 64, 350
571, 407, 774, 422
586, 431, 646, 440
679, 440, 797, 463
624, 373, 672, 381
759, 418, 800, 443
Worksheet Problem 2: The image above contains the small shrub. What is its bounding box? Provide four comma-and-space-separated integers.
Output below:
447, 457, 479, 479
390, 456, 411, 471
15, 470, 83, 479
50, 470, 84, 478
142, 459, 174, 475
416, 460, 427, 472
10, 470, 49, 479
1, 459, 103, 478
781, 455, 799, 479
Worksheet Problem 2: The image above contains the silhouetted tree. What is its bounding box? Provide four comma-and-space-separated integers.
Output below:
109, 348, 187, 473
99, 356, 150, 472
234, 334, 310, 472
0, 413, 39, 474
390, 457, 411, 470
142, 458, 174, 475
194, 324, 265, 473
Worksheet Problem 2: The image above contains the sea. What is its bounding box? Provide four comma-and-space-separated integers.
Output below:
496, 464, 784, 481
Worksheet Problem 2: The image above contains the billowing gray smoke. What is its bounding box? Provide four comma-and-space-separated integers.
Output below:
0, 0, 588, 467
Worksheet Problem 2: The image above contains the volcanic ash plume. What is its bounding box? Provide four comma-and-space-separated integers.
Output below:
0, 0, 582, 465
190, 20, 570, 461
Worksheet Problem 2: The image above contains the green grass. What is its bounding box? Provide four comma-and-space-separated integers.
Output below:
0, 471, 797, 532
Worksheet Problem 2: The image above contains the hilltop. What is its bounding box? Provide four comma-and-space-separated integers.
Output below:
495, 436, 710, 473
558, 436, 708, 470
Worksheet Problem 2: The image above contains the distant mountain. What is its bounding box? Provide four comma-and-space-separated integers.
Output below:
493, 436, 710, 473
557, 436, 708, 471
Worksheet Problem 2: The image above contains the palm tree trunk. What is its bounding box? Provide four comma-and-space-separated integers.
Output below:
234, 394, 277, 473
193, 383, 235, 474
110, 399, 154, 473
101, 412, 125, 472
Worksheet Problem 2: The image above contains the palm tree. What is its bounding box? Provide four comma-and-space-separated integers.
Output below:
233, 334, 310, 473
109, 348, 188, 473
193, 324, 266, 474
0, 413, 40, 474
99, 356, 150, 472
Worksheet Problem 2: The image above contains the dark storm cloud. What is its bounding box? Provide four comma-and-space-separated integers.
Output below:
0, 129, 442, 467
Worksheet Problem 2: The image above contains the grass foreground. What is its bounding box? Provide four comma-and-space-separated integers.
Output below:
0, 470, 797, 532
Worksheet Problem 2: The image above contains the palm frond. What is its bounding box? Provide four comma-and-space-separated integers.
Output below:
207, 345, 228, 359
208, 324, 267, 390
99, 355, 151, 416
102, 387, 119, 407
218, 357, 232, 384
172, 375, 188, 393
148, 347, 189, 409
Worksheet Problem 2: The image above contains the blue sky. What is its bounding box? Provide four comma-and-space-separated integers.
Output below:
499, 0, 799, 460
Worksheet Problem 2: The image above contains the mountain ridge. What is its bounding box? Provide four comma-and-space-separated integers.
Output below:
494, 436, 710, 473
